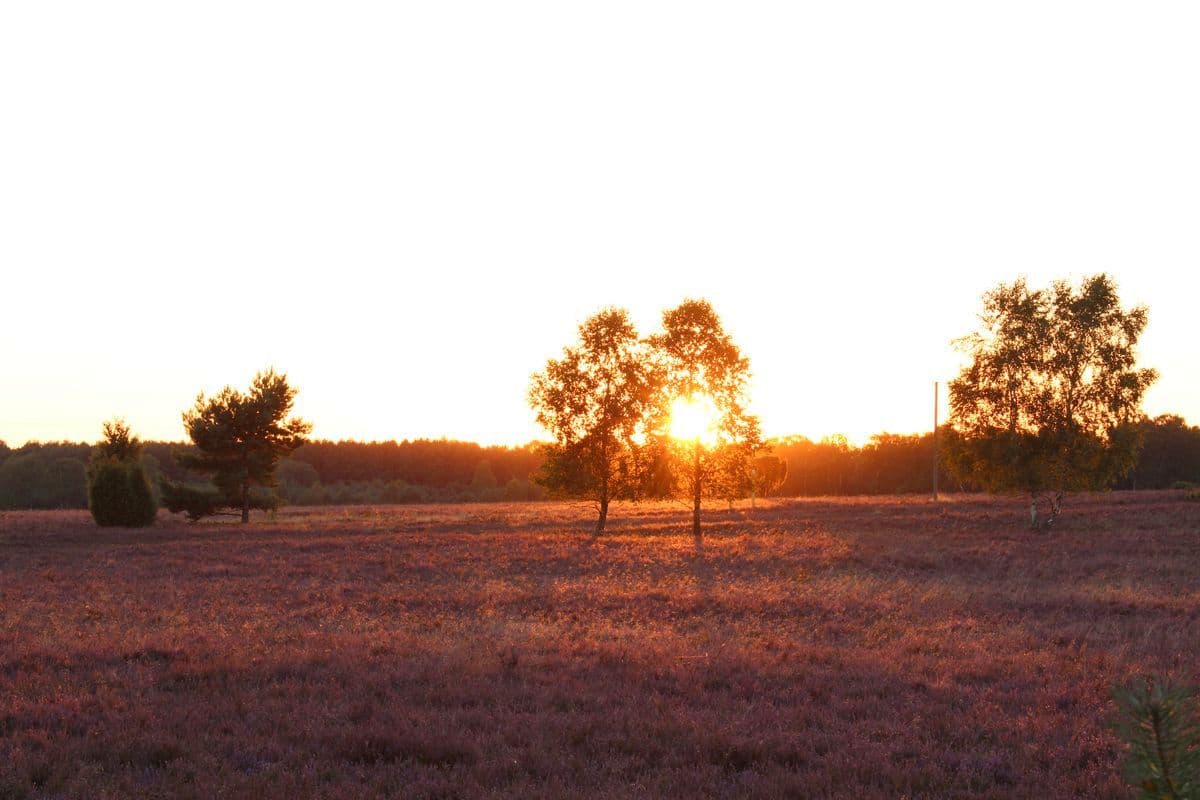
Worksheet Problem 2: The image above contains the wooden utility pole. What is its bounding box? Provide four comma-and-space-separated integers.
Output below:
692, 437, 703, 552
932, 381, 939, 501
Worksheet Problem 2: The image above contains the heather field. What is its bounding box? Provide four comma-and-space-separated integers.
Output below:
1, 495, 1197, 799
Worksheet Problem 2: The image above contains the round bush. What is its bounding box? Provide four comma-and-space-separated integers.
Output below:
87, 456, 158, 527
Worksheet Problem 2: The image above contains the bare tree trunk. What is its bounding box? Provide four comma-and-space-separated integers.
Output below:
692, 440, 702, 553
1048, 491, 1063, 527
1029, 492, 1039, 529
241, 480, 250, 524
595, 484, 609, 536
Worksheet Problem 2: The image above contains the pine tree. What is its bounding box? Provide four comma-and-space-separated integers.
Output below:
162, 369, 312, 522
1113, 678, 1200, 799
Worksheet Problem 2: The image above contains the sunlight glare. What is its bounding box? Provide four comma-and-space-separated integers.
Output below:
668, 395, 720, 446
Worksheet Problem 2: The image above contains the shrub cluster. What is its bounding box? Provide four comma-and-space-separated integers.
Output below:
160, 482, 282, 521
86, 421, 157, 527
87, 457, 158, 527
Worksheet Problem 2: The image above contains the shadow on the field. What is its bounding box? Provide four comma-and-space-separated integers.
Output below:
0, 638, 1049, 798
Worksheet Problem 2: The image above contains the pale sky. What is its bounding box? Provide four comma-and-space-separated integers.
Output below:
2, 2, 1197, 447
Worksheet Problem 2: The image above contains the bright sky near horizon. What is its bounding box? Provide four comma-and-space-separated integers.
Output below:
2, 2, 1197, 448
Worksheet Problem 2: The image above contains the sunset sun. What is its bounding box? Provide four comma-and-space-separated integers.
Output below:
668, 394, 720, 446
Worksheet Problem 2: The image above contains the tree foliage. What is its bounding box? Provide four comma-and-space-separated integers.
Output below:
87, 419, 158, 528
945, 274, 1157, 526
0, 450, 87, 509
649, 299, 762, 546
749, 454, 787, 505
162, 368, 311, 522
291, 439, 544, 487
471, 460, 498, 491
1117, 415, 1200, 490
529, 308, 661, 533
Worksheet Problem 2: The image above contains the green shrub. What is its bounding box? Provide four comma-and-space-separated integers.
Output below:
160, 482, 222, 521
87, 456, 157, 527
160, 481, 280, 521
86, 420, 158, 527
1112, 677, 1200, 799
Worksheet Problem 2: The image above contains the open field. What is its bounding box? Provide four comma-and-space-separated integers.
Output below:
1, 494, 1198, 799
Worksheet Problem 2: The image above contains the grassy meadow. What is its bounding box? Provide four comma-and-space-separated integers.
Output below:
1, 494, 1197, 798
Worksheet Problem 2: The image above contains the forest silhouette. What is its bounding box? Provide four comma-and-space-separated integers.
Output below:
3, 414, 1199, 511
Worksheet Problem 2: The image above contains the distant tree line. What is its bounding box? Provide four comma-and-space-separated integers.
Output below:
4, 413, 1198, 511
776, 416, 1200, 497
773, 434, 945, 496
1112, 415, 1200, 491
0, 437, 549, 510
277, 440, 548, 506
292, 439, 545, 488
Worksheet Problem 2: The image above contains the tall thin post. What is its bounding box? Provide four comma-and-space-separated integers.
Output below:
692, 437, 702, 551
932, 381, 939, 501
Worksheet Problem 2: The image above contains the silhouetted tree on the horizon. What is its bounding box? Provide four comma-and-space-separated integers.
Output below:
944, 274, 1157, 527
650, 299, 761, 550
529, 308, 661, 534
162, 369, 312, 523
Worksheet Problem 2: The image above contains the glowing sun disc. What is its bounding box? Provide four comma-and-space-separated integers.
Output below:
669, 395, 719, 445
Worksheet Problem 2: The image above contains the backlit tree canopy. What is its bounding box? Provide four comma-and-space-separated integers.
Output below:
944, 274, 1157, 526
649, 299, 762, 545
529, 300, 763, 541
529, 308, 661, 534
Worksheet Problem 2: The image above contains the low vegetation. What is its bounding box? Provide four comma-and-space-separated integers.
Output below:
2, 494, 1196, 797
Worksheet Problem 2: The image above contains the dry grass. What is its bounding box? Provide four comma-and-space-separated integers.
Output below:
1, 493, 1197, 798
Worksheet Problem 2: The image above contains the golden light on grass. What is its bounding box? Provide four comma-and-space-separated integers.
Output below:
668, 394, 720, 446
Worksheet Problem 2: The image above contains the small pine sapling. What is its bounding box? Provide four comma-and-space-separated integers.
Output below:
1112, 677, 1200, 799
